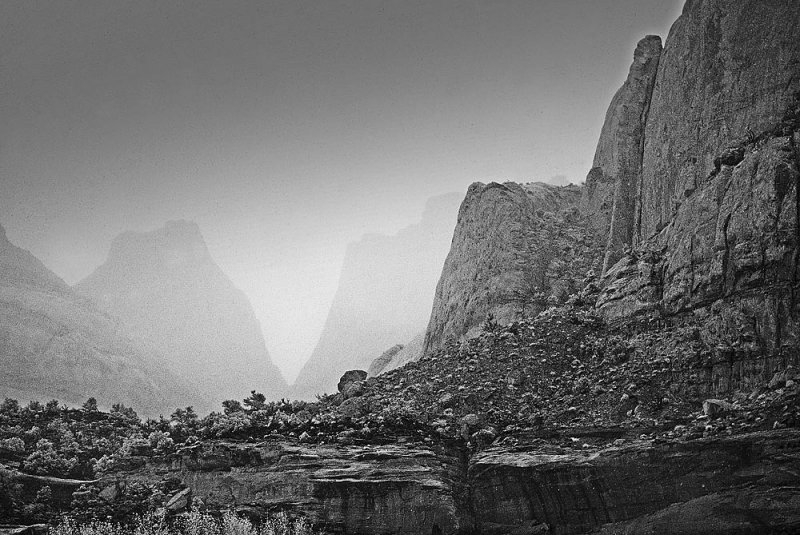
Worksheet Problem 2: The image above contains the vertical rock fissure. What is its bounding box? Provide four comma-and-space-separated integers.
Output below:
791, 132, 800, 314
633, 53, 660, 248
721, 213, 733, 295
689, 234, 695, 299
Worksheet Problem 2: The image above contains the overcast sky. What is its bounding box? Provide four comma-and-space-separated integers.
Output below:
0, 0, 683, 382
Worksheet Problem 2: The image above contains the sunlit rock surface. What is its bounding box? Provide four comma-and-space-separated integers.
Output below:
423, 182, 596, 355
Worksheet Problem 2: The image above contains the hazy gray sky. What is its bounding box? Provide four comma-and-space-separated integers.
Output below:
0, 0, 683, 381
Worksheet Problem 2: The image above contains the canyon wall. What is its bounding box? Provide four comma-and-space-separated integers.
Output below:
423, 182, 597, 355
637, 0, 800, 242
580, 35, 661, 273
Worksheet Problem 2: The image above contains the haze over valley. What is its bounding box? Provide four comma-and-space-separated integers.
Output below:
4, 1, 800, 533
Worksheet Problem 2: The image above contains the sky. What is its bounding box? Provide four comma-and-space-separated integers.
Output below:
0, 0, 684, 382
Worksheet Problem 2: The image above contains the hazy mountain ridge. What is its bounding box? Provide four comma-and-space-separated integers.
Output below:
292, 193, 461, 398
0, 222, 192, 416
75, 220, 287, 409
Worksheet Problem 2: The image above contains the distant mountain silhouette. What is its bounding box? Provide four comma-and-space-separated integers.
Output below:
292, 193, 461, 398
0, 222, 191, 416
75, 221, 287, 409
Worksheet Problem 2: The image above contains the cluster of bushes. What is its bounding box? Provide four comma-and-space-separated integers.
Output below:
0, 392, 338, 481
51, 509, 314, 535
0, 397, 143, 479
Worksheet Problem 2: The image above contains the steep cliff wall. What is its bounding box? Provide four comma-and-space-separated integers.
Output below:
293, 194, 460, 398
581, 36, 662, 273
594, 0, 800, 381
0, 224, 190, 416
423, 182, 596, 355
75, 221, 286, 410
637, 0, 800, 242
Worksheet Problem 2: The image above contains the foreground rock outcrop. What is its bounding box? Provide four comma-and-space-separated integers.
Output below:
75, 221, 286, 410
7, 426, 799, 534
96, 439, 467, 534
471, 429, 800, 535
0, 223, 190, 416
294, 193, 460, 398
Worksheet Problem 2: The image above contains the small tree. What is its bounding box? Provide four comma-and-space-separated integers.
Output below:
222, 399, 244, 414
82, 397, 98, 412
243, 391, 267, 411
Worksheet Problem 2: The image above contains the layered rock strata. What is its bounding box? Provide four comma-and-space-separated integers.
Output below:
7, 429, 799, 534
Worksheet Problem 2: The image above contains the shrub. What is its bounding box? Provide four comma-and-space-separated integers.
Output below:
50, 510, 315, 535
0, 436, 25, 453
23, 438, 78, 477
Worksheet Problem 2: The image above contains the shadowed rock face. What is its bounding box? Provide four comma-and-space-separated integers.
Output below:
293, 193, 460, 398
98, 439, 468, 535
75, 221, 286, 411
637, 0, 800, 242
0, 224, 190, 417
470, 430, 800, 535
423, 182, 594, 356
581, 35, 662, 274
22, 429, 798, 534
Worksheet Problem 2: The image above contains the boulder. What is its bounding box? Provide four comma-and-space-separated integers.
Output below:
165, 487, 191, 512
702, 399, 733, 419
337, 370, 368, 397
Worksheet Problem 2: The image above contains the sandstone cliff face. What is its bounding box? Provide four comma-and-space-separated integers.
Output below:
470, 430, 800, 535
423, 182, 596, 355
593, 0, 800, 386
100, 438, 467, 535
20, 429, 799, 534
75, 221, 286, 410
293, 194, 460, 398
0, 224, 190, 416
581, 36, 662, 273
637, 0, 800, 242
